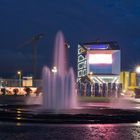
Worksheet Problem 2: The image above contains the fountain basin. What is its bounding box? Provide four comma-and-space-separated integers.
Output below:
0, 104, 140, 124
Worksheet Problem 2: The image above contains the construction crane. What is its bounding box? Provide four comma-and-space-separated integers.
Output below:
19, 33, 44, 79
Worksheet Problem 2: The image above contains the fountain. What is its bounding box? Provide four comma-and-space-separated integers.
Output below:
1, 31, 140, 139
42, 31, 77, 110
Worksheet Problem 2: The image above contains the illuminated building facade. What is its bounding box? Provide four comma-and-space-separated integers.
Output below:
120, 71, 137, 92
77, 41, 121, 84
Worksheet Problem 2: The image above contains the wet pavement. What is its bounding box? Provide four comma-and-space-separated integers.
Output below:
1, 123, 140, 140
1, 96, 140, 139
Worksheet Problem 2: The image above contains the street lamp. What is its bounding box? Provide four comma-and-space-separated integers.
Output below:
51, 66, 57, 73
136, 66, 140, 74
17, 71, 22, 87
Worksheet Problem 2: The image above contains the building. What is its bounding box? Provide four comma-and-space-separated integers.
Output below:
77, 41, 121, 84
120, 71, 137, 92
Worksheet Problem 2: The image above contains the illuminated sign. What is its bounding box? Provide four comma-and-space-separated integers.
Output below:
88, 54, 112, 64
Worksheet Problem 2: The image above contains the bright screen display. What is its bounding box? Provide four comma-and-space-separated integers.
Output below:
88, 54, 112, 64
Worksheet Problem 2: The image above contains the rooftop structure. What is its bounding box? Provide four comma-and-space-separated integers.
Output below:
77, 41, 121, 84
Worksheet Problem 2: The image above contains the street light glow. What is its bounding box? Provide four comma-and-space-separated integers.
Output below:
17, 71, 21, 75
52, 66, 57, 73
17, 70, 22, 87
135, 66, 140, 74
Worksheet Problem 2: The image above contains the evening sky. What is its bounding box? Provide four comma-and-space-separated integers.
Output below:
0, 0, 140, 77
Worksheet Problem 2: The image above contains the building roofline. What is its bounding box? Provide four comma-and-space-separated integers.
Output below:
79, 41, 120, 50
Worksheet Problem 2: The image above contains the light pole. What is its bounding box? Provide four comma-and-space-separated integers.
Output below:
17, 71, 22, 87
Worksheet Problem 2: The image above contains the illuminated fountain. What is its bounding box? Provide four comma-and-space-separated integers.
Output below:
1, 32, 140, 126
42, 31, 77, 110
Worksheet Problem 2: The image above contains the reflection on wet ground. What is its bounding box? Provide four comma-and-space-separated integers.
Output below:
1, 98, 140, 139
0, 123, 140, 140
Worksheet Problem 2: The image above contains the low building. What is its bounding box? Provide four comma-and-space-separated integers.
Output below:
77, 41, 121, 96
77, 41, 120, 83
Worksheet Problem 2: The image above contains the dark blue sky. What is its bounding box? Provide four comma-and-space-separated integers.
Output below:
0, 0, 140, 77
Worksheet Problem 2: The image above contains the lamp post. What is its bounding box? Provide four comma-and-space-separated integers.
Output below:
17, 71, 22, 87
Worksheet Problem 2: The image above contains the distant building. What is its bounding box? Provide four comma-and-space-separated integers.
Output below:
120, 71, 137, 91
77, 41, 121, 84
22, 76, 33, 87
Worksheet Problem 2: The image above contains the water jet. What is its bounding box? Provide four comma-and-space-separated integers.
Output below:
42, 31, 77, 110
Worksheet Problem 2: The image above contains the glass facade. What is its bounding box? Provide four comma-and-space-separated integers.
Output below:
77, 42, 120, 83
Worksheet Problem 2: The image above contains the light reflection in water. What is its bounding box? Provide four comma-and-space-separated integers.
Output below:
16, 117, 21, 120
1, 123, 140, 139
16, 110, 21, 114
16, 110, 21, 116
16, 122, 21, 126
85, 124, 133, 140
16, 108, 22, 126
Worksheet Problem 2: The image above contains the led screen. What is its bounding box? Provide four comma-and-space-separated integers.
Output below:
88, 44, 109, 50
88, 54, 112, 64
